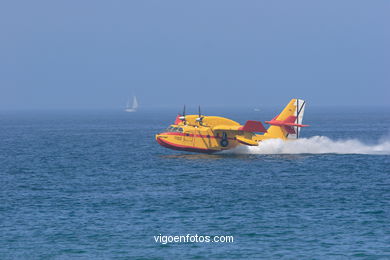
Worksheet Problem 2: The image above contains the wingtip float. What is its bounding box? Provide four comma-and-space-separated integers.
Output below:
156, 99, 309, 153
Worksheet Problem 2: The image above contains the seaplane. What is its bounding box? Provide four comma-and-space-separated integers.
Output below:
156, 99, 309, 153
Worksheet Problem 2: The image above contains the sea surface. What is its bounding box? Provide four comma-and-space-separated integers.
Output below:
1, 107, 389, 259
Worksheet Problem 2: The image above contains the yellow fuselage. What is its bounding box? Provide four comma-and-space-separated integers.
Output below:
156, 115, 267, 153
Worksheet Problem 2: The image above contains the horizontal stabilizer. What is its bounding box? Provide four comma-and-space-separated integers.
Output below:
265, 117, 309, 128
236, 136, 259, 146
238, 120, 267, 133
265, 115, 309, 135
284, 115, 297, 123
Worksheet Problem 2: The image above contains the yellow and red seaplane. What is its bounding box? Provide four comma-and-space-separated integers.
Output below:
156, 99, 308, 153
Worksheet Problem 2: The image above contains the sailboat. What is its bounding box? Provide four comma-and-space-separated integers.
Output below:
125, 96, 138, 112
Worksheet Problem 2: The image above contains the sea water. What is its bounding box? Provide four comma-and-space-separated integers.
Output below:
1, 107, 389, 259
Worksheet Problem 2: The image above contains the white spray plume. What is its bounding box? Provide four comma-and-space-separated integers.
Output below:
224, 136, 390, 155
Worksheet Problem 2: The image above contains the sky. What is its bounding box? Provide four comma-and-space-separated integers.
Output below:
0, 0, 389, 110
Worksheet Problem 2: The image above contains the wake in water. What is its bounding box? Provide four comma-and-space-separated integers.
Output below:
225, 136, 390, 155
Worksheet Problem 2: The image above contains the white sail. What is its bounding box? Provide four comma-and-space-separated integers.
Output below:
132, 96, 138, 109
125, 96, 138, 112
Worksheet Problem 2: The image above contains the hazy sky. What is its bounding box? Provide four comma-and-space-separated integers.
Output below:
0, 1, 389, 109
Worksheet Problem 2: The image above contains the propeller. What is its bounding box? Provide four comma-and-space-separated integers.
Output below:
179, 105, 186, 122
196, 105, 204, 125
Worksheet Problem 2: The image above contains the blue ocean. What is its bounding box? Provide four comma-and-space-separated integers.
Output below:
1, 107, 389, 259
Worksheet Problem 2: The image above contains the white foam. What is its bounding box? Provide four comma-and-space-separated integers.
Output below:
224, 136, 390, 155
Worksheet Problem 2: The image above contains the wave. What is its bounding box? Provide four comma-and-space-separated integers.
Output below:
224, 136, 390, 155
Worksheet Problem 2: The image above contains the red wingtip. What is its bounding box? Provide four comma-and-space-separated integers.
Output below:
174, 115, 181, 125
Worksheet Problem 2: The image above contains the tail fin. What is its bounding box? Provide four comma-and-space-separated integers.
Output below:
264, 99, 308, 139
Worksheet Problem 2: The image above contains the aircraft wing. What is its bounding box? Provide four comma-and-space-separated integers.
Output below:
212, 121, 267, 133
212, 121, 267, 147
212, 125, 242, 131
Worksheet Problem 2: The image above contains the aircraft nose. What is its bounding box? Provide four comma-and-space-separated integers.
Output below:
156, 133, 169, 147
155, 133, 166, 141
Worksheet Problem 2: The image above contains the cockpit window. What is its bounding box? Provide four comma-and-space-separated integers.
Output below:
165, 126, 183, 133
